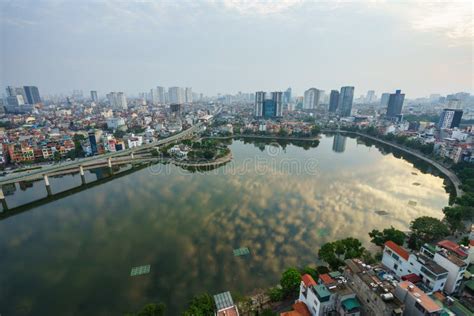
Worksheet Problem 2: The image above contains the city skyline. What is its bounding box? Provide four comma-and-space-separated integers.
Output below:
1, 1, 472, 97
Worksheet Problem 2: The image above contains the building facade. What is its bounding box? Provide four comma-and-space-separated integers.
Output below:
329, 90, 340, 113
386, 90, 405, 118
338, 86, 354, 117
438, 109, 463, 129
303, 88, 321, 110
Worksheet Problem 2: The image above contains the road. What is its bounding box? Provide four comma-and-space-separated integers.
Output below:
0, 111, 218, 186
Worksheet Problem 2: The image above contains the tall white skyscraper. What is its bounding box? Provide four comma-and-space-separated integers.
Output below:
255, 91, 265, 117
149, 88, 158, 105
168, 87, 185, 104
185, 87, 193, 103
157, 86, 166, 104
303, 88, 321, 109
106, 92, 128, 110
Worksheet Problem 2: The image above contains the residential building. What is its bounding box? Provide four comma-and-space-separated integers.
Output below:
328, 90, 339, 113
366, 90, 375, 103
338, 86, 354, 117
213, 291, 239, 316
303, 88, 321, 110
185, 87, 193, 103
298, 273, 361, 316
438, 109, 463, 129
386, 90, 405, 119
254, 91, 282, 118
157, 86, 166, 103
169, 87, 185, 104
344, 259, 404, 316
149, 88, 158, 105
394, 281, 442, 316
106, 92, 128, 110
255, 91, 265, 117
283, 87, 292, 104
380, 93, 390, 108
106, 117, 126, 130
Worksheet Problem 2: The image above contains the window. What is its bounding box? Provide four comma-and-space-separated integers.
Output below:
394, 263, 398, 270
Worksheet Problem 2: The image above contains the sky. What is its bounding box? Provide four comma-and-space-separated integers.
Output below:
0, 0, 473, 98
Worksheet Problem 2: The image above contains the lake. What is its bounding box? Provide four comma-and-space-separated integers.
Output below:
0, 134, 450, 315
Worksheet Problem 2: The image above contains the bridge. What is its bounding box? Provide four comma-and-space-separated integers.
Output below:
0, 107, 221, 209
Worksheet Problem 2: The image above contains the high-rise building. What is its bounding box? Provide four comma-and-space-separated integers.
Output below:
23, 86, 41, 104
170, 103, 182, 117
88, 130, 99, 155
328, 90, 340, 113
157, 86, 166, 103
150, 88, 158, 105
254, 91, 282, 118
438, 109, 463, 129
255, 91, 265, 117
90, 90, 99, 103
168, 87, 185, 104
185, 87, 193, 103
380, 93, 390, 107
106, 92, 128, 110
386, 90, 405, 118
366, 90, 375, 103
6, 86, 27, 104
303, 88, 321, 109
338, 86, 354, 117
283, 87, 292, 104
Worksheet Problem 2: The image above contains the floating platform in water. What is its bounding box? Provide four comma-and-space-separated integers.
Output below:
233, 247, 250, 257
408, 200, 417, 206
412, 182, 421, 186
375, 210, 389, 216
130, 264, 151, 276
411, 172, 418, 175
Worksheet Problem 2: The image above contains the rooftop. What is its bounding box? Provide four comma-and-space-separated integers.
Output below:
437, 240, 468, 258
398, 281, 441, 313
385, 240, 410, 260
301, 274, 317, 287
214, 291, 235, 311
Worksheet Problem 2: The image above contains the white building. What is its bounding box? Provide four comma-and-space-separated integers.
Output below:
394, 281, 443, 316
106, 92, 128, 110
106, 117, 126, 130
168, 87, 185, 104
157, 86, 166, 104
125, 134, 143, 149
382, 241, 448, 294
304, 88, 321, 110
185, 87, 193, 103
297, 273, 361, 316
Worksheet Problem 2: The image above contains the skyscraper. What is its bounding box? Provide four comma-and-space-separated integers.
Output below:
380, 93, 390, 107
168, 87, 185, 104
254, 91, 282, 118
106, 92, 128, 110
303, 88, 321, 109
150, 88, 158, 105
283, 87, 292, 104
255, 91, 265, 117
338, 86, 354, 117
23, 86, 41, 104
438, 109, 463, 129
328, 90, 340, 113
185, 87, 193, 103
366, 90, 375, 103
157, 86, 166, 104
90, 90, 99, 103
386, 90, 405, 118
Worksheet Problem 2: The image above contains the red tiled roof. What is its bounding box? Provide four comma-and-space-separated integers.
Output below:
384, 241, 409, 260
437, 240, 468, 258
319, 273, 335, 285
301, 274, 317, 287
293, 301, 311, 316
401, 273, 421, 284
470, 240, 474, 247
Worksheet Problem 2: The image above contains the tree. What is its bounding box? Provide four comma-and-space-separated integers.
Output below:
183, 293, 214, 316
310, 125, 321, 136
280, 268, 301, 298
267, 287, 284, 302
318, 238, 365, 269
300, 266, 318, 280
443, 206, 466, 234
137, 303, 166, 316
408, 216, 449, 250
369, 226, 406, 247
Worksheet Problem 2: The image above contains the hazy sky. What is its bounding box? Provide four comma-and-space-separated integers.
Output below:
0, 0, 472, 98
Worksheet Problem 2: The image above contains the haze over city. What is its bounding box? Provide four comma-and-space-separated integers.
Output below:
1, 0, 473, 97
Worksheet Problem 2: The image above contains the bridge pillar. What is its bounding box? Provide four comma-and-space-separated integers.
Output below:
107, 157, 112, 168
0, 187, 7, 211
44, 174, 52, 196
79, 165, 86, 185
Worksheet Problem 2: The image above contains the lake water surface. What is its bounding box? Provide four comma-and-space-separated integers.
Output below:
0, 134, 449, 315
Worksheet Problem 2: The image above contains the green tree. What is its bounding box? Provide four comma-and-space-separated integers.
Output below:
310, 125, 321, 136
318, 238, 365, 269
408, 216, 450, 250
369, 226, 406, 247
137, 303, 165, 316
183, 293, 214, 316
267, 287, 284, 302
280, 268, 301, 298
